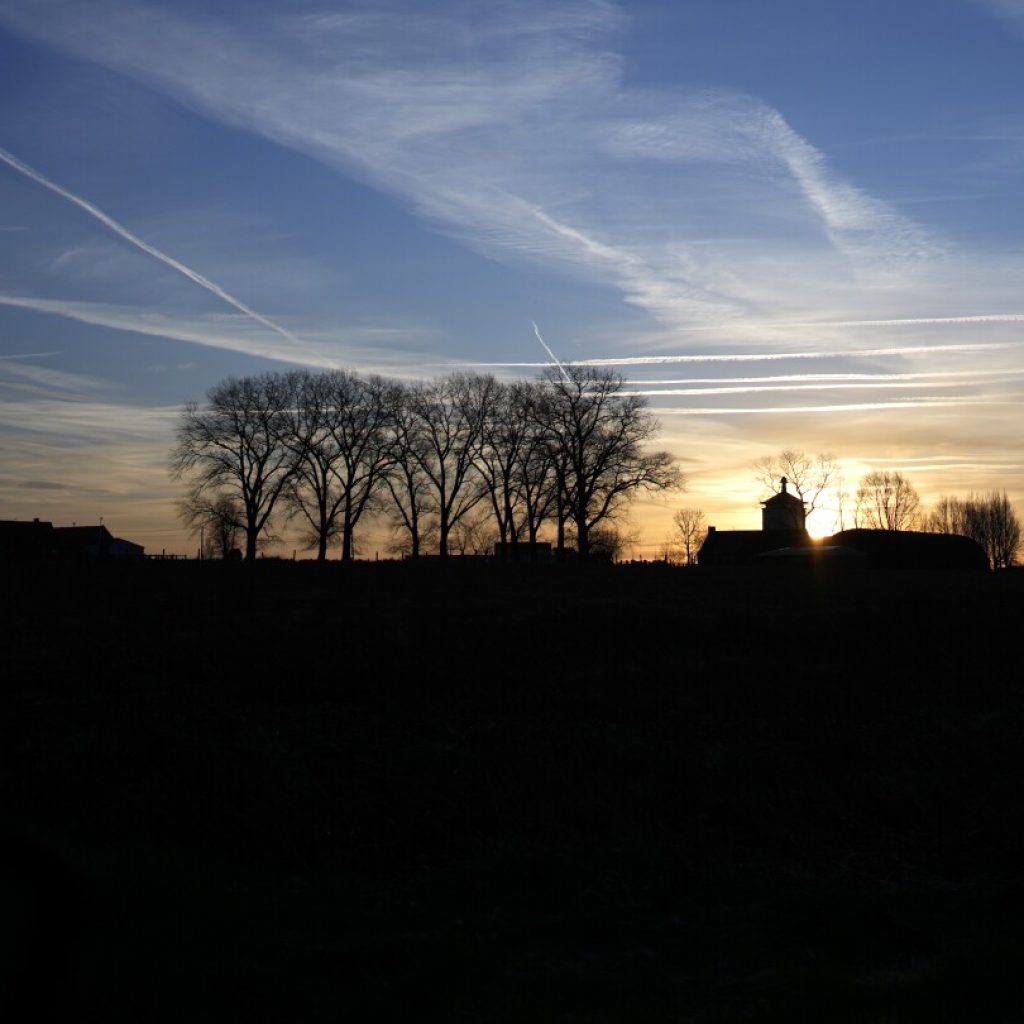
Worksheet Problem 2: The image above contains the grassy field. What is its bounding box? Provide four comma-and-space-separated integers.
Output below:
3, 560, 1024, 1021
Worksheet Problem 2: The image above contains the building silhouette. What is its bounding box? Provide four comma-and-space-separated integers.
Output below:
697, 478, 987, 570
0, 520, 145, 561
760, 476, 806, 530
698, 478, 811, 566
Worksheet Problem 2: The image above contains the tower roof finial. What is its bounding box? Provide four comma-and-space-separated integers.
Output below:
780, 476, 788, 493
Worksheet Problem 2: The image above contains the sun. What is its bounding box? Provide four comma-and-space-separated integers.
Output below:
804, 507, 835, 540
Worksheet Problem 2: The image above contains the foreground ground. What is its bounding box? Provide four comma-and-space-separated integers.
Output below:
2, 561, 1024, 1021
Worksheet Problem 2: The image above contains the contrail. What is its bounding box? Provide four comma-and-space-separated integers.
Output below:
531, 320, 570, 382
624, 379, 998, 398
626, 369, 1007, 385
656, 396, 1001, 416
0, 145, 303, 349
486, 341, 1010, 369
810, 314, 1024, 327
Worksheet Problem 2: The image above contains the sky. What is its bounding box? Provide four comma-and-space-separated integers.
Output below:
1, 0, 1023, 554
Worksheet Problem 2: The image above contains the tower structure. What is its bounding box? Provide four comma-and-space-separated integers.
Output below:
761, 476, 806, 531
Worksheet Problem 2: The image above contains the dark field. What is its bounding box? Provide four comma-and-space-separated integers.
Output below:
3, 561, 1024, 1021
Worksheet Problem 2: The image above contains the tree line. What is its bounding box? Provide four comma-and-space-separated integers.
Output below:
170, 366, 682, 561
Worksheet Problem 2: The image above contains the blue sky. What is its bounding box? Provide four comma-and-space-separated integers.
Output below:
1, 0, 1023, 552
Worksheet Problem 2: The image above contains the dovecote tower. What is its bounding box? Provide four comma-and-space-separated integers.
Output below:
761, 476, 806, 531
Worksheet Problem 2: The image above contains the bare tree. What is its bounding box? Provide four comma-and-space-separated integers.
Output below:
985, 492, 1022, 569
475, 379, 560, 557
657, 534, 683, 564
753, 449, 837, 518
281, 370, 397, 562
329, 372, 396, 563
279, 371, 343, 561
535, 365, 682, 559
831, 471, 851, 533
926, 491, 1021, 569
178, 492, 243, 559
448, 507, 497, 556
407, 372, 496, 558
170, 374, 295, 560
585, 525, 627, 562
673, 507, 707, 565
474, 379, 528, 552
925, 495, 971, 537
382, 382, 435, 560
854, 470, 921, 531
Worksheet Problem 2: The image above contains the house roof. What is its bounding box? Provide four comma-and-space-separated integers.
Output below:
828, 529, 988, 570
53, 525, 113, 544
761, 490, 804, 508
698, 529, 811, 565
761, 476, 805, 509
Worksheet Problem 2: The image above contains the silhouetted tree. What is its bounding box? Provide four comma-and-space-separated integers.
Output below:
854, 470, 921, 531
382, 382, 435, 560
474, 379, 528, 552
927, 495, 971, 537
408, 372, 496, 558
448, 507, 497, 556
926, 491, 1021, 569
282, 370, 398, 562
178, 492, 243, 559
475, 379, 559, 556
535, 365, 682, 559
673, 507, 706, 565
279, 371, 343, 561
586, 524, 628, 562
753, 449, 837, 518
171, 374, 294, 560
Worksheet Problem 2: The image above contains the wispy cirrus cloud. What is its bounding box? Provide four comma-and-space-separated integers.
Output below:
0, 294, 448, 376
0, 355, 111, 398
0, 0, 943, 334
978, 0, 1024, 31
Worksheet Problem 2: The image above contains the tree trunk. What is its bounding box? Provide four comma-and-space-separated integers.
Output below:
576, 514, 589, 560
438, 507, 449, 558
555, 491, 565, 560
316, 496, 328, 561
496, 510, 508, 561
341, 507, 354, 563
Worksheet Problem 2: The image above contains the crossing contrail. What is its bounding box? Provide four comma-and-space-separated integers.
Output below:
0, 145, 303, 349
531, 320, 570, 382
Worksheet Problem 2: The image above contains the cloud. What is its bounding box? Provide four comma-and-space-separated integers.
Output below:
0, 397, 179, 445
0, 355, 111, 398
978, 0, 1024, 30
0, 0, 945, 333
0, 294, 448, 375
0, 145, 306, 351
